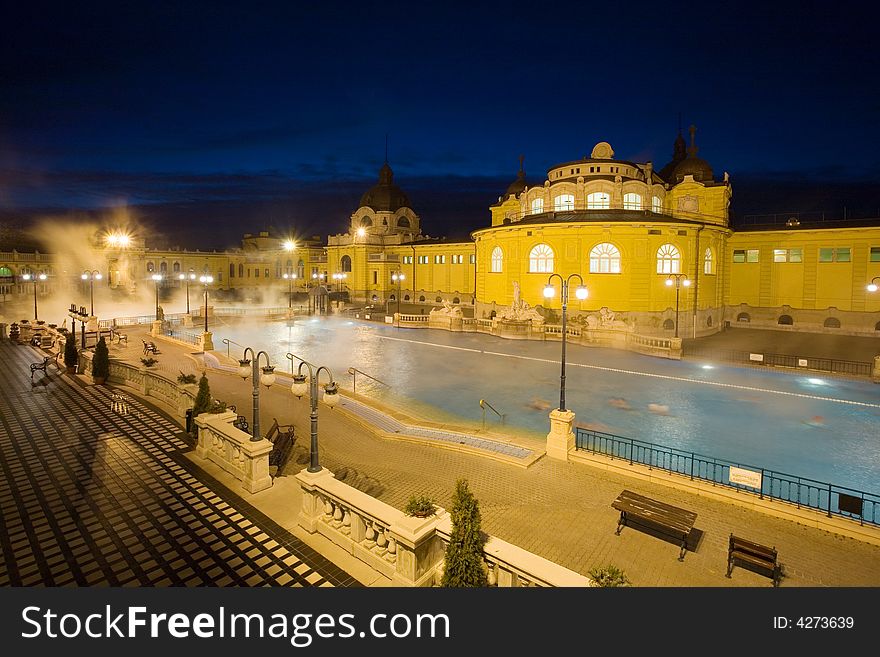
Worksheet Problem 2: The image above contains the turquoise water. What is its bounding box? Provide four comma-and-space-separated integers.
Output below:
216, 316, 880, 493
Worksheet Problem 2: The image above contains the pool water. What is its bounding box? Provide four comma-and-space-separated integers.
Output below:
216, 316, 880, 493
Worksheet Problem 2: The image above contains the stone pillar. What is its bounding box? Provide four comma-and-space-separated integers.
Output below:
873, 355, 880, 384
295, 469, 336, 533
85, 316, 99, 332
199, 331, 214, 352
546, 408, 576, 461
150, 320, 162, 337
182, 314, 194, 328
389, 511, 447, 587
669, 337, 683, 359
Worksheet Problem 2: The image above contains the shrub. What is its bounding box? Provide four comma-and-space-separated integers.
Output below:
441, 479, 488, 587
191, 374, 213, 418
140, 357, 158, 367
588, 564, 630, 587
63, 337, 78, 368
91, 336, 110, 380
177, 372, 198, 385
404, 494, 436, 518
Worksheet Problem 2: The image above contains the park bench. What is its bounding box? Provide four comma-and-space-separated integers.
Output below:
726, 534, 781, 587
612, 489, 697, 561
265, 418, 296, 470
142, 340, 160, 355
30, 355, 52, 381
113, 331, 129, 346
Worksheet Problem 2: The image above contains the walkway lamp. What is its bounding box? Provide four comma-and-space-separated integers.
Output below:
391, 271, 405, 327
287, 352, 338, 473
867, 276, 880, 293
199, 275, 213, 332
543, 273, 588, 412
236, 347, 276, 442
151, 273, 163, 320
283, 272, 296, 309
179, 270, 196, 313
664, 274, 691, 338
21, 272, 47, 321
81, 270, 102, 317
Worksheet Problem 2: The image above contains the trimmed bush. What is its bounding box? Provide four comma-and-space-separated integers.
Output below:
177, 372, 197, 385
404, 495, 436, 518
64, 337, 78, 368
588, 564, 630, 587
191, 374, 213, 418
140, 357, 157, 367
441, 479, 487, 587
91, 336, 110, 380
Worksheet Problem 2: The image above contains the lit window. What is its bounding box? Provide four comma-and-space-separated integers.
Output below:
470, 254, 476, 264
531, 198, 544, 214
434, 255, 446, 264
528, 243, 554, 273
819, 247, 850, 262
491, 246, 503, 273
587, 192, 610, 209
656, 244, 681, 274
773, 249, 787, 263
734, 249, 759, 263
871, 246, 880, 262
623, 193, 642, 210
403, 255, 412, 264
773, 248, 803, 263
589, 243, 621, 274
652, 197, 662, 213
704, 248, 713, 274
418, 255, 429, 264
452, 255, 463, 264
554, 194, 574, 211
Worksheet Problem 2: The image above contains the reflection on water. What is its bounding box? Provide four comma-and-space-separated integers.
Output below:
218, 316, 880, 492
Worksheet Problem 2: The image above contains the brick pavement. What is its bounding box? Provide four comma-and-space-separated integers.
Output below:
121, 327, 880, 586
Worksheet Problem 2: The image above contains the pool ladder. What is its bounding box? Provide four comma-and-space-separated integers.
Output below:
348, 367, 390, 394
480, 399, 505, 429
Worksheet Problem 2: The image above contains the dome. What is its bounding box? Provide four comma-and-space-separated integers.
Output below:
359, 162, 410, 212
503, 155, 527, 198
673, 155, 714, 183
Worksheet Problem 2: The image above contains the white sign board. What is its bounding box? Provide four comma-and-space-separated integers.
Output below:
729, 466, 762, 489
385, 316, 394, 324
749, 353, 764, 362
798, 358, 808, 367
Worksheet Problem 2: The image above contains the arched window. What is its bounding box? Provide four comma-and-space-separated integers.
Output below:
389, 294, 396, 301
297, 259, 305, 278
875, 321, 880, 331
0, 266, 12, 277
589, 243, 621, 274
147, 262, 154, 272
360, 216, 372, 227
286, 259, 292, 268
341, 255, 352, 272
587, 192, 610, 209
663, 319, 675, 330
398, 217, 410, 229
404, 295, 410, 301
656, 244, 681, 274
652, 196, 662, 213
704, 248, 714, 275
778, 315, 793, 325
529, 243, 554, 273
623, 193, 642, 210
238, 264, 244, 278
554, 194, 574, 211
531, 198, 544, 214
229, 264, 235, 278
160, 261, 167, 273
737, 312, 750, 323
824, 317, 841, 328
173, 262, 180, 273
419, 295, 426, 302
436, 296, 442, 302
453, 297, 460, 304
491, 246, 503, 273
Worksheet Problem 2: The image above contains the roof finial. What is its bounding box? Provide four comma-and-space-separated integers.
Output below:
384, 133, 388, 164
678, 112, 682, 135
689, 124, 697, 148
518, 154, 524, 175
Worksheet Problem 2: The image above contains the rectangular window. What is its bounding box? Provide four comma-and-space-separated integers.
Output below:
747, 249, 759, 263
451, 255, 463, 264
265, 268, 270, 278
819, 247, 851, 262
871, 247, 880, 262
733, 249, 759, 263
434, 255, 446, 264
373, 271, 377, 284
418, 255, 429, 264
402, 255, 413, 264
789, 248, 802, 262
470, 254, 476, 264
773, 249, 787, 263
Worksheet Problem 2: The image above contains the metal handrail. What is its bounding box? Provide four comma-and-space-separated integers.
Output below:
221, 337, 247, 359
480, 398, 505, 429
347, 367, 390, 394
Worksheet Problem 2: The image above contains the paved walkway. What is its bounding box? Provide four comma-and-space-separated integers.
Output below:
0, 341, 357, 587
685, 327, 880, 362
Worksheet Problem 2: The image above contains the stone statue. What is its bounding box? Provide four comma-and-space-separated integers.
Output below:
500, 281, 544, 323
156, 305, 165, 321
430, 299, 462, 317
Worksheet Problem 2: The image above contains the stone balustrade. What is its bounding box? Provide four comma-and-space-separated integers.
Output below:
195, 411, 273, 494
296, 468, 591, 587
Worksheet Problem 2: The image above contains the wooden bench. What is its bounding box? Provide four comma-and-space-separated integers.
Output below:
30, 356, 52, 380
612, 489, 697, 561
113, 331, 128, 346
726, 534, 781, 586
265, 418, 296, 470
142, 340, 160, 355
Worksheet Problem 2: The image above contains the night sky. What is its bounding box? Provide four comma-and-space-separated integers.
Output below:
2, 1, 879, 249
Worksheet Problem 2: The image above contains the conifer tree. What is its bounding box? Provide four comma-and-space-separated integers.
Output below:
63, 336, 78, 369
441, 479, 488, 587
91, 336, 110, 381
191, 373, 213, 420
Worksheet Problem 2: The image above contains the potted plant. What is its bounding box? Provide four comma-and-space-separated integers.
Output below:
177, 372, 198, 385
441, 479, 488, 587
588, 564, 631, 587
140, 356, 158, 368
91, 336, 110, 384
404, 494, 437, 518
63, 337, 78, 374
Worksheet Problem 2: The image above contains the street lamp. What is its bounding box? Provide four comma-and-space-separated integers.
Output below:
867, 276, 880, 293
81, 270, 102, 317
332, 272, 346, 308
311, 272, 325, 314
286, 352, 338, 473
21, 272, 47, 321
543, 273, 588, 412
283, 272, 297, 309
391, 271, 405, 327
179, 270, 196, 314
236, 347, 277, 442
664, 274, 691, 338
151, 274, 163, 320
199, 274, 213, 332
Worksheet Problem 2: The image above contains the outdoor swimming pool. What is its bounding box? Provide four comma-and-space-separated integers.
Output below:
214, 316, 880, 493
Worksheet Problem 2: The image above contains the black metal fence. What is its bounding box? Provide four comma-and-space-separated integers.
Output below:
574, 427, 879, 527
682, 345, 873, 378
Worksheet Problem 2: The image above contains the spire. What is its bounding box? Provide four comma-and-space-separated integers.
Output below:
519, 154, 524, 175
384, 133, 388, 164
688, 124, 698, 156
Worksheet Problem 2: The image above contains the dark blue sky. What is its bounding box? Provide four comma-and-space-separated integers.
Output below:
2, 0, 879, 247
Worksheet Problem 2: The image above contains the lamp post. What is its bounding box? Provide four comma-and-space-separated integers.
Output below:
80, 270, 102, 317
283, 272, 296, 309
236, 348, 277, 442
867, 276, 880, 293
199, 275, 213, 332
151, 273, 163, 321
665, 274, 691, 338
21, 272, 47, 321
311, 272, 325, 314
391, 271, 405, 327
179, 270, 196, 313
287, 352, 339, 473
543, 273, 588, 412
332, 272, 346, 308
76, 305, 88, 350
